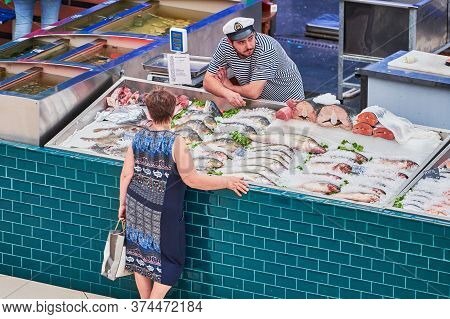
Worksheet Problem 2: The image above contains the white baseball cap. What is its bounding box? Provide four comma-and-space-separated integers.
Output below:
223, 17, 255, 41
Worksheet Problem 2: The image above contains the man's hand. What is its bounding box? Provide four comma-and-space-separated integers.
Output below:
224, 90, 246, 108
214, 67, 234, 89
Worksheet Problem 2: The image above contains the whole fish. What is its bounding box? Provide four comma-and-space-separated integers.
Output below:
426, 208, 448, 216
81, 133, 121, 145
239, 108, 276, 120
356, 185, 386, 196
331, 192, 380, 203
204, 101, 222, 117
249, 143, 294, 157
89, 144, 111, 154
221, 116, 270, 130
318, 149, 368, 164
310, 173, 342, 181
298, 182, 340, 195
93, 124, 140, 133
243, 116, 271, 127
215, 122, 258, 135
193, 157, 224, 170
192, 148, 228, 163
220, 166, 280, 181
373, 158, 418, 170
222, 172, 277, 186
248, 133, 326, 154
203, 138, 241, 152
234, 156, 288, 171
307, 162, 352, 174
245, 150, 291, 166
173, 120, 213, 135
175, 128, 203, 144
224, 164, 280, 177
175, 112, 217, 129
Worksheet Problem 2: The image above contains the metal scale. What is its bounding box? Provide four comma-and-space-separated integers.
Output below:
142, 27, 211, 87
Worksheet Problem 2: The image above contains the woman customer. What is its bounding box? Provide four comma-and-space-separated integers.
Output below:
12, 0, 62, 39
118, 88, 248, 299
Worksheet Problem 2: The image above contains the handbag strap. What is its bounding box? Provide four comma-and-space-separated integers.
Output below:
114, 219, 126, 233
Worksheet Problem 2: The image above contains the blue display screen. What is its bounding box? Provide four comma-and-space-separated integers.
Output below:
171, 31, 184, 52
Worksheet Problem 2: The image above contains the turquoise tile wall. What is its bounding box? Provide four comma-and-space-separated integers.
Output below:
0, 140, 449, 299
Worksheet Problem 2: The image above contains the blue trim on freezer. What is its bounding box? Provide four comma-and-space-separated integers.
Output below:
41, 0, 121, 30
17, 40, 67, 60
81, 2, 154, 33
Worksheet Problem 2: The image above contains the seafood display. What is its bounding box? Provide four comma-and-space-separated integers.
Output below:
394, 153, 449, 218
61, 86, 149, 157
276, 94, 355, 131
59, 86, 443, 207
353, 111, 394, 140
169, 102, 424, 205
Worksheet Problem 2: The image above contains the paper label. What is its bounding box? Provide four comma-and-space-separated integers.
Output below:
167, 53, 192, 85
271, 4, 278, 13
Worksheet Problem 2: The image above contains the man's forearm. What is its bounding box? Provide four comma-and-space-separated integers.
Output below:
204, 74, 233, 98
227, 83, 260, 100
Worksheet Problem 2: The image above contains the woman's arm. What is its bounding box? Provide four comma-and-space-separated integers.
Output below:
173, 136, 248, 196
118, 146, 135, 219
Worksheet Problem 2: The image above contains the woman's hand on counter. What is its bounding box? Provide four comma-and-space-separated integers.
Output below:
225, 176, 249, 197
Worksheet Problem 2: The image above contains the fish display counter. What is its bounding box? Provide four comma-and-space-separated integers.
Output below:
46, 77, 450, 212
389, 143, 450, 220
28, 0, 152, 34
1, 76, 449, 299
0, 34, 158, 68
22, 1, 261, 79
0, 61, 112, 146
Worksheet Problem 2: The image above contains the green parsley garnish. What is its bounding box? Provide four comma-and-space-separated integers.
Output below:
230, 131, 252, 148
338, 140, 364, 152
207, 170, 223, 176
393, 195, 405, 209
222, 109, 240, 118
190, 142, 201, 149
192, 99, 206, 107
171, 109, 188, 127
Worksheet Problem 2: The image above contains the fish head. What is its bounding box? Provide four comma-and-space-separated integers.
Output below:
334, 163, 352, 173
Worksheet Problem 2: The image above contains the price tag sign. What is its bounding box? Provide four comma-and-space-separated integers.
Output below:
167, 53, 192, 85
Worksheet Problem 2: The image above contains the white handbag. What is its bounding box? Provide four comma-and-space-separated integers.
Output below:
101, 220, 133, 280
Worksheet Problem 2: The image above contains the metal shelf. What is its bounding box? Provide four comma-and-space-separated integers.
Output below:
337, 0, 449, 99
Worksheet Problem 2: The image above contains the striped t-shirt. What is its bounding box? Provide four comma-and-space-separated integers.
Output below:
207, 33, 305, 102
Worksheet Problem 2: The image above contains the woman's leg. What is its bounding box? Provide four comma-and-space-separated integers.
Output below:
134, 272, 153, 299
149, 282, 171, 299
40, 0, 61, 28
13, 0, 35, 39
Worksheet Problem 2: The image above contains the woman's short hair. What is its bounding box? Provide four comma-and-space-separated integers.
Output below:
145, 88, 177, 124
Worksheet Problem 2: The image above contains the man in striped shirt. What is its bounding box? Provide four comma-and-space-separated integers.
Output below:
204, 17, 305, 107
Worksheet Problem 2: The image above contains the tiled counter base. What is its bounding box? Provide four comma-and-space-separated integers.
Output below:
0, 140, 449, 299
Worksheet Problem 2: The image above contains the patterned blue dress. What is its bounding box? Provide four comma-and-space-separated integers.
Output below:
125, 129, 187, 286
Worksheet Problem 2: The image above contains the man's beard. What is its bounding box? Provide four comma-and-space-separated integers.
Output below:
237, 48, 254, 58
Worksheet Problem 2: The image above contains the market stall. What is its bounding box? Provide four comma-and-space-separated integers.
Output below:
0, 34, 158, 67
0, 61, 112, 146
0, 0, 448, 300
46, 78, 450, 215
